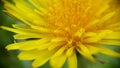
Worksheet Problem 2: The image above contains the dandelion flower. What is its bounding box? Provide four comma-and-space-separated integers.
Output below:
1, 0, 120, 68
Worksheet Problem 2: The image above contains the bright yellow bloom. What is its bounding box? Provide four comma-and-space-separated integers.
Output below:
1, 0, 120, 68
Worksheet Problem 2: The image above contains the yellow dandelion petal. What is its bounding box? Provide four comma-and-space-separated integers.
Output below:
84, 30, 113, 43
86, 45, 100, 54
77, 44, 96, 62
6, 43, 19, 50
32, 57, 49, 68
68, 50, 77, 68
32, 49, 56, 68
52, 46, 66, 58
99, 40, 120, 45
0, 26, 40, 35
95, 45, 120, 58
66, 47, 74, 56
29, 0, 48, 13
50, 52, 67, 68
101, 11, 116, 21
1, 0, 120, 68
18, 50, 39, 60
14, 34, 42, 39
103, 32, 120, 40
5, 40, 37, 50
6, 38, 50, 50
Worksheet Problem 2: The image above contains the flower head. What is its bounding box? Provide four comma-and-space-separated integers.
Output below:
1, 0, 120, 68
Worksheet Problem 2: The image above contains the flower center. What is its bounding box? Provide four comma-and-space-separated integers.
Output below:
43, 0, 90, 47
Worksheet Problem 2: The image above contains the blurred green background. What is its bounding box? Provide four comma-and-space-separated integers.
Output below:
0, 0, 120, 68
